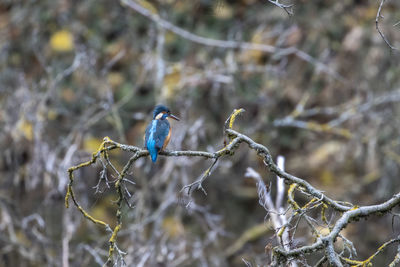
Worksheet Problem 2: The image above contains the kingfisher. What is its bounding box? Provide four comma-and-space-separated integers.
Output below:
144, 105, 180, 162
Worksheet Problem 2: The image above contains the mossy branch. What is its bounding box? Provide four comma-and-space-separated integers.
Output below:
65, 108, 400, 266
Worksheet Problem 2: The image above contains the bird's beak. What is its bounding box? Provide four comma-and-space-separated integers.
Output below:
169, 114, 180, 121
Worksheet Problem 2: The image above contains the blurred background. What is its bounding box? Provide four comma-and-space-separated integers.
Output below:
1, 0, 400, 266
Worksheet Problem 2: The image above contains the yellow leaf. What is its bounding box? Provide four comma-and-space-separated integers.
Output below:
320, 170, 334, 186
213, 1, 233, 19
239, 29, 266, 63
90, 195, 115, 226
225, 223, 269, 257
62, 88, 76, 102
50, 30, 74, 52
107, 72, 124, 88
162, 216, 184, 238
83, 136, 104, 153
137, 0, 158, 14
309, 141, 343, 169
47, 109, 58, 120
161, 64, 182, 100
170, 0, 186, 12
16, 230, 31, 246
105, 42, 125, 56
362, 171, 380, 184
316, 226, 330, 236
16, 117, 33, 141
90, 206, 109, 224
159, 0, 175, 4
165, 31, 177, 44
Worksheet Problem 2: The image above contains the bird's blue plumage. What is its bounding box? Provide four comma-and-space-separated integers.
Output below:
145, 119, 170, 162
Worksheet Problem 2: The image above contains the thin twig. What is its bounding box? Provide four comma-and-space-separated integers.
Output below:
376, 0, 398, 50
121, 0, 342, 79
66, 110, 400, 266
267, 0, 294, 15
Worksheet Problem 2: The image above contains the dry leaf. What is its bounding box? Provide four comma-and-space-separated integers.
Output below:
83, 136, 103, 153
137, 0, 158, 14
15, 117, 33, 141
162, 216, 184, 238
309, 141, 343, 169
50, 30, 74, 52
107, 72, 124, 88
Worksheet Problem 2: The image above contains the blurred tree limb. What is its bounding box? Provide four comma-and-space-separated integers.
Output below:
120, 0, 343, 80
65, 109, 400, 266
273, 88, 400, 139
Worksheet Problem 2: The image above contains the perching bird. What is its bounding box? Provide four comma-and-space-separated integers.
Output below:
144, 105, 179, 162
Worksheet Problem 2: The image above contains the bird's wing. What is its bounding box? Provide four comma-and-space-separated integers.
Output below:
144, 122, 152, 146
154, 120, 170, 150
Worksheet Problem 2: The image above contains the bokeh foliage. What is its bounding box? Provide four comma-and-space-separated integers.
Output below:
1, 0, 400, 266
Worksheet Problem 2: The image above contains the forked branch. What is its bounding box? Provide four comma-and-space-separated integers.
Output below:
66, 108, 400, 266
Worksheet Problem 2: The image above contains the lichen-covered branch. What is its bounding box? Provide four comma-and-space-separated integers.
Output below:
66, 109, 400, 266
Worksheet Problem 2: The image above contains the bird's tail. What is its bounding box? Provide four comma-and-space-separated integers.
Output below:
147, 139, 158, 162
151, 152, 158, 162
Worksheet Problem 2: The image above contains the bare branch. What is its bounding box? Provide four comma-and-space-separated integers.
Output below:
376, 0, 398, 50
267, 0, 294, 15
120, 0, 342, 79
182, 158, 219, 195
66, 109, 400, 265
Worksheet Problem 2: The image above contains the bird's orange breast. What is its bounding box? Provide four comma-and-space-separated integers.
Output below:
162, 127, 171, 150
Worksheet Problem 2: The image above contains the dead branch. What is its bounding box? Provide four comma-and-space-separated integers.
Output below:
66, 109, 400, 266
376, 0, 398, 50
